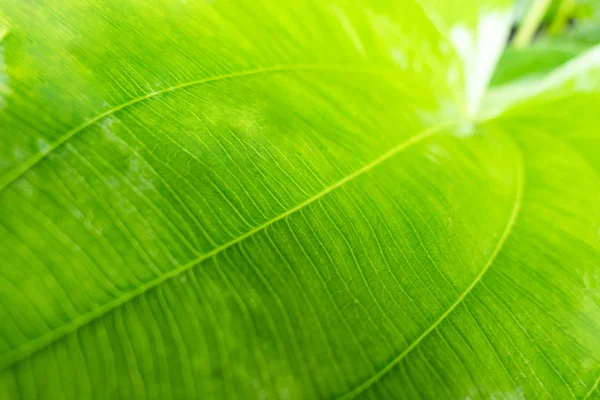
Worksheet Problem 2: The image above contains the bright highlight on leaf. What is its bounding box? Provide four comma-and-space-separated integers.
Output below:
0, 0, 599, 399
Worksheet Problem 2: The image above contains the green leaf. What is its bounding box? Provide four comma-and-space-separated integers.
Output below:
0, 1, 599, 399
493, 0, 600, 86
492, 22, 600, 86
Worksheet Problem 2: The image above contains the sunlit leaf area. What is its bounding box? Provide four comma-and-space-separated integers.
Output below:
0, 0, 599, 398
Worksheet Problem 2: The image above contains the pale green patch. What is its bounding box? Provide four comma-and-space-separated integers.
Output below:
450, 9, 513, 120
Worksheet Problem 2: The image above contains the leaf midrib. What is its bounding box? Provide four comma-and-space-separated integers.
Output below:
0, 78, 458, 369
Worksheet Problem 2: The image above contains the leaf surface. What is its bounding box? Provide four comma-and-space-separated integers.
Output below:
0, 1, 599, 399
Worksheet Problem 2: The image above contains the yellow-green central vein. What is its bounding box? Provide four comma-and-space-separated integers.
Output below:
0, 110, 458, 371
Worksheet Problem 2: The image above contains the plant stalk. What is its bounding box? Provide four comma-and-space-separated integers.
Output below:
549, 0, 576, 35
513, 0, 552, 48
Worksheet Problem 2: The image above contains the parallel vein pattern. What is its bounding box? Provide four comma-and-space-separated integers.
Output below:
0, 119, 456, 371
339, 137, 525, 399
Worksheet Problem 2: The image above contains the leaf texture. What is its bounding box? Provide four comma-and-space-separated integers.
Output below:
0, 0, 599, 399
